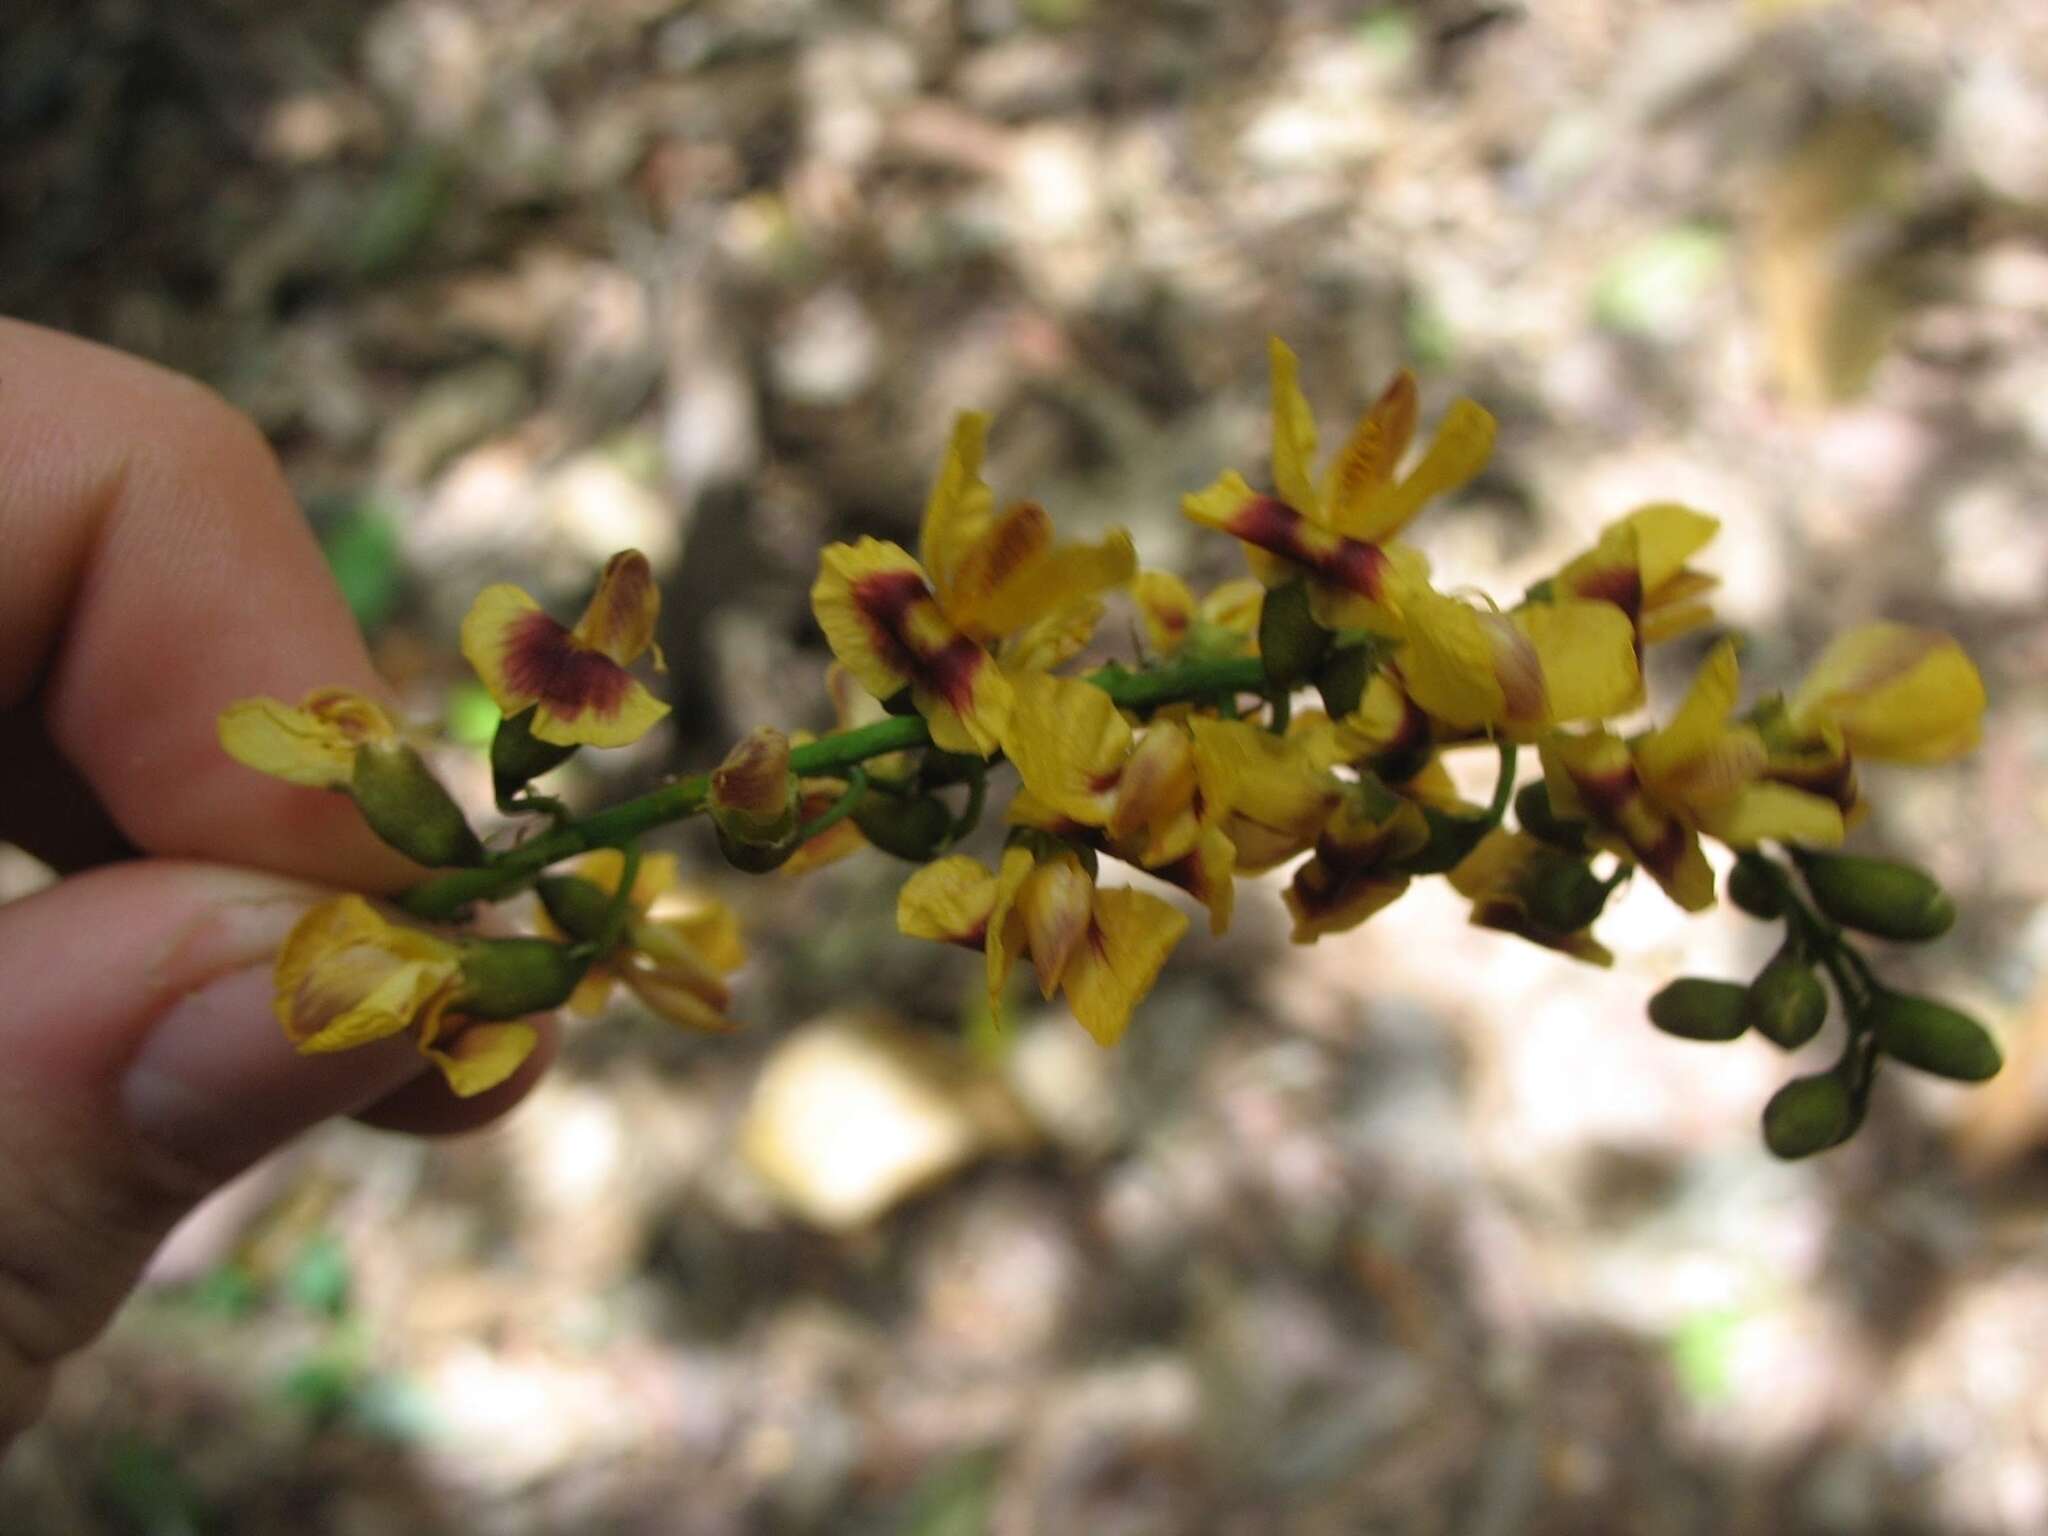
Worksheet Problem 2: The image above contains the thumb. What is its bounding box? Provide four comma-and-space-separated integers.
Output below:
0, 861, 430, 1445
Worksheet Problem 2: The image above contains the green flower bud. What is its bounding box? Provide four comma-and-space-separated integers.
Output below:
709, 728, 801, 872
1647, 977, 1750, 1041
1798, 852, 1956, 942
1868, 992, 2002, 1081
456, 935, 588, 1019
853, 792, 955, 861
490, 706, 577, 803
1745, 949, 1827, 1050
1314, 643, 1375, 720
1514, 780, 1589, 854
1259, 579, 1331, 690
1761, 1072, 1855, 1159
1725, 860, 1783, 920
350, 742, 485, 867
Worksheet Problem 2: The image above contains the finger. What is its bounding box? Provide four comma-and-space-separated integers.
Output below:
0, 860, 433, 1448
0, 318, 419, 891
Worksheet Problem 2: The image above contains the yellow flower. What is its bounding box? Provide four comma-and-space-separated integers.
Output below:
1132, 570, 1265, 659
218, 687, 401, 787
1187, 716, 1339, 875
1394, 587, 1641, 735
1543, 641, 1846, 911
461, 549, 670, 748
810, 415, 1135, 756
545, 850, 745, 1033
1787, 623, 1985, 765
1282, 777, 1430, 942
1001, 674, 1236, 931
1448, 830, 1615, 967
898, 848, 1188, 1046
1181, 338, 1489, 628
1549, 502, 1721, 649
274, 896, 547, 1098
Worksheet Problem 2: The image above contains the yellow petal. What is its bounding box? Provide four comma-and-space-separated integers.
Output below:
1637, 639, 1743, 783
1618, 502, 1720, 596
218, 689, 398, 789
1108, 723, 1201, 863
1133, 570, 1196, 656
529, 676, 669, 749
1199, 578, 1267, 638
810, 538, 926, 701
569, 550, 662, 666
1060, 887, 1188, 1047
897, 854, 999, 946
422, 1021, 538, 1098
1003, 595, 1105, 674
1397, 589, 1506, 729
274, 895, 462, 1052
1790, 623, 1986, 763
1350, 397, 1495, 543
1267, 337, 1322, 520
1698, 783, 1845, 849
1018, 854, 1095, 999
1189, 717, 1335, 849
964, 521, 1135, 642
1003, 673, 1133, 826
1323, 369, 1418, 537
942, 499, 1054, 634
459, 583, 547, 714
986, 845, 1038, 1024
918, 412, 996, 596
1514, 599, 1642, 724
463, 580, 669, 749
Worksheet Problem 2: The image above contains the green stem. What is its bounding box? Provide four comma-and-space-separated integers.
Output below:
589, 842, 642, 957
1483, 740, 1519, 830
947, 764, 988, 846
796, 768, 869, 844
399, 654, 1270, 919
1266, 689, 1292, 735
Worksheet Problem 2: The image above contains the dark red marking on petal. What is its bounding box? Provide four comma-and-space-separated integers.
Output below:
1230, 495, 1393, 600
852, 568, 989, 713
1564, 762, 1638, 823
1568, 564, 1643, 622
503, 611, 635, 720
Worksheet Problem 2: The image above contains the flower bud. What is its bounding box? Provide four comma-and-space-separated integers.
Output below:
455, 935, 589, 1019
1761, 1072, 1855, 1159
1259, 579, 1331, 690
852, 792, 955, 861
1725, 859, 1782, 919
490, 706, 577, 802
1798, 852, 1956, 942
1647, 977, 1749, 1041
1868, 992, 2002, 1081
1745, 948, 1827, 1050
1514, 780, 1589, 855
1392, 806, 1492, 876
350, 741, 485, 868
710, 728, 801, 872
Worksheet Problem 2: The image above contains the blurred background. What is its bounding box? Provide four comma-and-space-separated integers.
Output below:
4, 0, 2047, 1530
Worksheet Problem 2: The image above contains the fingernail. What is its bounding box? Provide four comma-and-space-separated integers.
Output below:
123, 964, 427, 1180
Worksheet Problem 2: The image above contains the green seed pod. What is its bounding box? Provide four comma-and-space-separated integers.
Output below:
351, 742, 486, 868
1314, 644, 1375, 720
1258, 579, 1331, 690
1725, 860, 1783, 920
1798, 852, 1956, 942
1868, 992, 2002, 1081
1647, 977, 1750, 1041
490, 706, 577, 804
1514, 781, 1589, 855
1745, 949, 1828, 1050
1761, 1072, 1855, 1159
852, 792, 955, 861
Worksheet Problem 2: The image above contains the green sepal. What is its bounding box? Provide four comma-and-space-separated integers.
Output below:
1389, 807, 1491, 876
350, 742, 485, 868
490, 707, 577, 804
535, 874, 616, 944
1258, 579, 1331, 691
1522, 858, 1613, 933
852, 792, 956, 861
1513, 780, 1589, 855
455, 936, 588, 1019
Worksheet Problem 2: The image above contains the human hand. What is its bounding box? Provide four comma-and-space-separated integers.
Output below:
0, 319, 554, 1451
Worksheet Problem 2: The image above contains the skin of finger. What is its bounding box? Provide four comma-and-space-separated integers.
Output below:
0, 317, 420, 892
